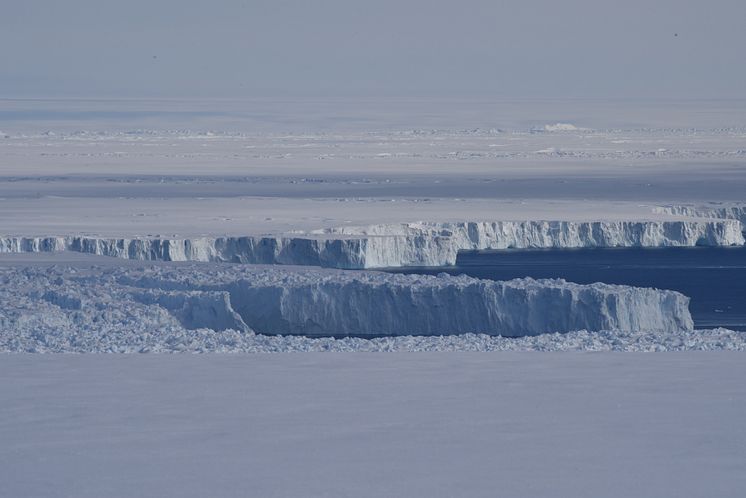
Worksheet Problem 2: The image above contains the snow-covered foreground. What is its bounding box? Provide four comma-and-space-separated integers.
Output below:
1, 353, 744, 498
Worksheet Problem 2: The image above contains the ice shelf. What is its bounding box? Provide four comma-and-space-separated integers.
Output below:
1, 219, 743, 269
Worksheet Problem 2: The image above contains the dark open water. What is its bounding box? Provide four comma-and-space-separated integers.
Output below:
386, 247, 746, 331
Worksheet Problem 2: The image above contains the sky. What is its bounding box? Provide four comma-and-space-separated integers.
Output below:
1, 0, 745, 99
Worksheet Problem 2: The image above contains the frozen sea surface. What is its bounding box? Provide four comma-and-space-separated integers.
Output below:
1, 353, 744, 498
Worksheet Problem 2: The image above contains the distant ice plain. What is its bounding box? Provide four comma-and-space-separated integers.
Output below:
2, 98, 746, 238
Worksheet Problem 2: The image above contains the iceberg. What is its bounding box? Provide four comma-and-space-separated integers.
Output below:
0, 264, 692, 347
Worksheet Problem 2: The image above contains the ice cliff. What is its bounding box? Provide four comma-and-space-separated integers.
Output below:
1, 219, 743, 269
213, 271, 693, 337
0, 264, 692, 346
654, 204, 746, 233
312, 220, 745, 267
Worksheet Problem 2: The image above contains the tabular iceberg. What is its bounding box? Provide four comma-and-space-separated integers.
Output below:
0, 264, 692, 350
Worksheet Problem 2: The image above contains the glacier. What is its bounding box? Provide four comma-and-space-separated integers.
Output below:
1, 219, 743, 269
0, 263, 694, 352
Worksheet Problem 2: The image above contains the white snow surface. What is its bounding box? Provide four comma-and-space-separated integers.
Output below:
1, 353, 745, 498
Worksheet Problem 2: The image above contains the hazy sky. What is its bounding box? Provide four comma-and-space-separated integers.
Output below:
2, 0, 745, 99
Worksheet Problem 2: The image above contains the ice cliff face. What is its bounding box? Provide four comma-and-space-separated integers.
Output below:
0, 265, 693, 346
315, 220, 745, 267
1, 219, 742, 269
212, 272, 693, 337
654, 204, 746, 233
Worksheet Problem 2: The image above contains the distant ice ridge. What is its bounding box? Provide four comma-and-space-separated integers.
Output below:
1, 219, 743, 269
541, 123, 586, 132
0, 265, 692, 348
